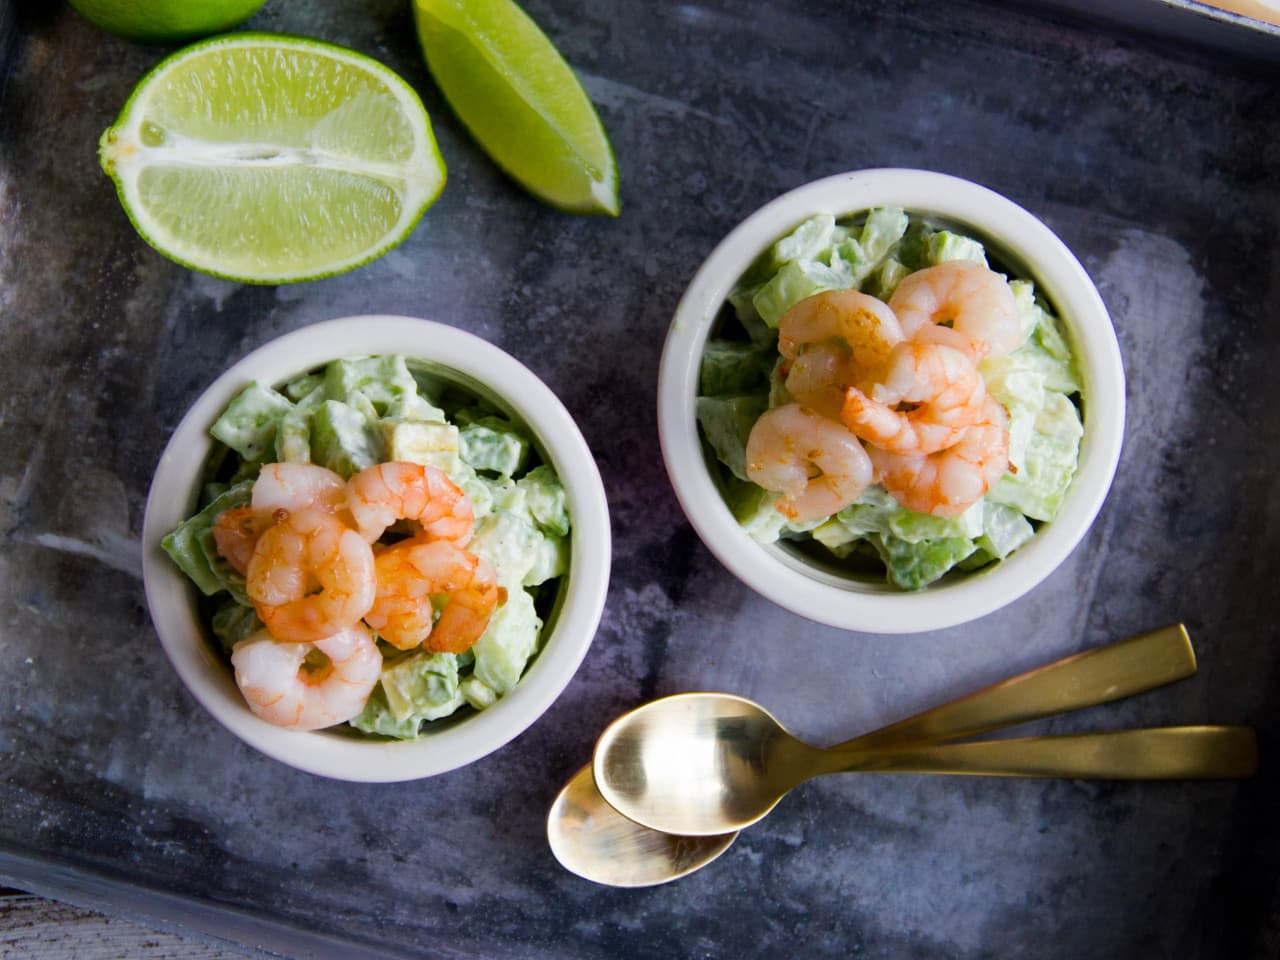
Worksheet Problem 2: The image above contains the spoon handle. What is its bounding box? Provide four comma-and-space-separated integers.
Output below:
828, 726, 1257, 780
838, 624, 1196, 752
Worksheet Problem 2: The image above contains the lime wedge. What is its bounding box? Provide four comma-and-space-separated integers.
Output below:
414, 0, 619, 216
99, 33, 447, 284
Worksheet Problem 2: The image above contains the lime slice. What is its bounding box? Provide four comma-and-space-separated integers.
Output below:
99, 33, 447, 284
68, 0, 267, 44
414, 0, 619, 216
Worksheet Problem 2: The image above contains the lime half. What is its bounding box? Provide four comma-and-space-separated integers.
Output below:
99, 33, 447, 284
68, 0, 267, 44
414, 0, 619, 216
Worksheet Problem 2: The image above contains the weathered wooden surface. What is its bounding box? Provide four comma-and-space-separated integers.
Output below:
0, 890, 252, 959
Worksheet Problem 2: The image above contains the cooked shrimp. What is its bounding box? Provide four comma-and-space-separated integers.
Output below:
365, 541, 445, 650
365, 538, 499, 651
347, 462, 475, 545
782, 341, 856, 421
888, 260, 1021, 357
426, 552, 503, 655
778, 289, 905, 389
212, 506, 274, 576
212, 464, 349, 575
246, 507, 377, 644
745, 403, 873, 523
230, 624, 382, 731
840, 341, 987, 455
868, 395, 1011, 517
251, 462, 348, 515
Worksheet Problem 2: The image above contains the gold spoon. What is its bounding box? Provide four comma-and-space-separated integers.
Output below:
593, 634, 1255, 836
596, 716, 1254, 837
547, 625, 1238, 884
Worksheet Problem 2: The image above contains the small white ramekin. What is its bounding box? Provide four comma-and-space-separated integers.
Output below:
658, 169, 1125, 634
142, 315, 611, 781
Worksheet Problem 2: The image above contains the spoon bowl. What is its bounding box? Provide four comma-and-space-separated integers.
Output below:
592, 693, 816, 836
546, 765, 737, 887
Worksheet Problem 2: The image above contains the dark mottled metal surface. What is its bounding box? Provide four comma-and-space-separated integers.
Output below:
2, 1, 1278, 957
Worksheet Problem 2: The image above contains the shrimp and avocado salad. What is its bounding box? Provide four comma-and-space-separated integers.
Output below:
161, 354, 572, 738
696, 208, 1083, 590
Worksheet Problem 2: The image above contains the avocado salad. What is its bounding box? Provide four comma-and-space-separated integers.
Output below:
162, 354, 570, 737
696, 209, 1084, 590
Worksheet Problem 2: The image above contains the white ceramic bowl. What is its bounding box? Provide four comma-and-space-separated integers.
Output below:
658, 169, 1125, 633
142, 315, 611, 781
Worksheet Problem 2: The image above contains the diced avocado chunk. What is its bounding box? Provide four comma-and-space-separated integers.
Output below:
379, 651, 464, 723
309, 399, 383, 478
483, 475, 528, 517
460, 676, 499, 710
468, 511, 545, 586
518, 464, 570, 537
472, 588, 542, 695
380, 419, 460, 473
524, 535, 568, 586
282, 372, 323, 402
209, 382, 293, 462
350, 686, 424, 739
459, 417, 530, 476
448, 461, 494, 520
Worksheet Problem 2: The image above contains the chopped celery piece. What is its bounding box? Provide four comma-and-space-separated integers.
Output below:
700, 340, 774, 397
160, 480, 252, 596
752, 259, 856, 328
211, 599, 262, 654
925, 230, 988, 266
874, 534, 977, 591
209, 383, 293, 462
323, 355, 421, 416
696, 394, 767, 482
989, 393, 1083, 521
